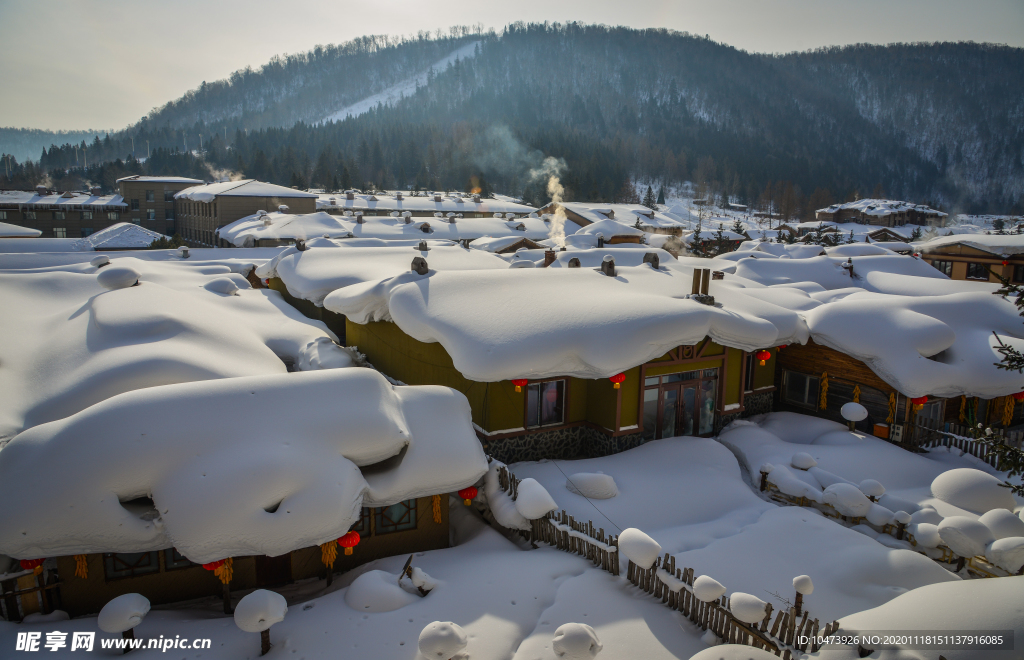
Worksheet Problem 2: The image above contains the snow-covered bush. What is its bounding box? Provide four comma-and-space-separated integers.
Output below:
692, 575, 726, 602
979, 509, 1024, 539
937, 516, 995, 558
97, 266, 140, 290
790, 452, 817, 469
930, 468, 1016, 514
234, 589, 287, 633
858, 479, 885, 499
418, 621, 468, 659
514, 478, 558, 520
911, 523, 942, 548
98, 593, 149, 634
618, 528, 662, 568
552, 622, 603, 659
729, 592, 767, 624
565, 472, 618, 499
893, 511, 912, 526
822, 483, 873, 517
985, 537, 1024, 573
910, 506, 942, 525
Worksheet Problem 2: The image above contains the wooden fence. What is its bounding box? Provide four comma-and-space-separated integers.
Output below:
905, 418, 1023, 470
0, 573, 61, 622
490, 462, 838, 656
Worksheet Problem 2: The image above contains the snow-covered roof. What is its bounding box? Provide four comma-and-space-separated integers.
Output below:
916, 233, 1024, 257
552, 202, 685, 229
69, 223, 166, 250
0, 190, 126, 209
0, 368, 487, 562
116, 175, 204, 185
257, 244, 510, 306
0, 221, 41, 238
817, 198, 947, 218
175, 180, 318, 203
315, 191, 535, 215
467, 235, 542, 253
221, 210, 552, 247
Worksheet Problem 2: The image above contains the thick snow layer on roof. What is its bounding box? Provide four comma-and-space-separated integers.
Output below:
315, 191, 535, 215
69, 222, 165, 250
917, 232, 1024, 257
468, 235, 536, 252
557, 203, 684, 229
0, 255, 356, 440
258, 244, 509, 306
325, 265, 807, 381
0, 221, 41, 237
0, 190, 126, 208
818, 198, 947, 218
0, 368, 487, 561
115, 175, 204, 184
221, 211, 551, 247
0, 238, 90, 253
175, 180, 317, 203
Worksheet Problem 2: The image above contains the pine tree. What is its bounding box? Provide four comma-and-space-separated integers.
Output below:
713, 223, 727, 255
910, 226, 923, 241
690, 222, 706, 257
994, 218, 1006, 234
656, 186, 665, 205
642, 185, 657, 210
732, 218, 745, 236
986, 272, 1024, 496
847, 229, 855, 244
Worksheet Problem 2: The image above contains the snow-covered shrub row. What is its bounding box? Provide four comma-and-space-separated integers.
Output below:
0, 368, 487, 563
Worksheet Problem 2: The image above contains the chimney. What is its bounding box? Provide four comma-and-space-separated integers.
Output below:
35, 185, 47, 196
396, 191, 404, 200
600, 255, 616, 277
567, 257, 581, 268
346, 191, 355, 200
90, 186, 102, 196
543, 250, 556, 267
355, 211, 364, 224
417, 240, 429, 251
433, 193, 442, 202
643, 252, 660, 269
597, 233, 605, 248
411, 256, 429, 275
295, 239, 307, 251
472, 194, 481, 203
403, 211, 412, 224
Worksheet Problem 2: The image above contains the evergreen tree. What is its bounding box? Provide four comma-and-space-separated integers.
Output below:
642, 185, 657, 210
656, 186, 665, 205
993, 218, 1006, 233
847, 229, 856, 244
689, 222, 706, 257
987, 272, 1024, 496
713, 223, 727, 255
910, 226, 923, 241
732, 218, 745, 236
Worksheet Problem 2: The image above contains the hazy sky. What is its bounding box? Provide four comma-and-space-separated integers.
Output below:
2, 0, 1022, 131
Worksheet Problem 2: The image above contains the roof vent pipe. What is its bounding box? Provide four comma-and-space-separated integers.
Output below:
295, 239, 307, 252
597, 233, 605, 248
643, 252, 660, 269
411, 256, 429, 275
567, 257, 581, 268
403, 211, 412, 224
601, 255, 616, 277
543, 250, 556, 267
417, 240, 429, 251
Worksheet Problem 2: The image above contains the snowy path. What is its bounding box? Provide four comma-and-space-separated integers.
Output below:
320, 41, 480, 124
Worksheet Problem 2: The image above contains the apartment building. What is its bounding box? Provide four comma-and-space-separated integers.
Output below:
174, 180, 317, 246
116, 175, 204, 236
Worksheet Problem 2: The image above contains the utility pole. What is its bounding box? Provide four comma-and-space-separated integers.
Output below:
147, 140, 150, 158
131, 136, 135, 157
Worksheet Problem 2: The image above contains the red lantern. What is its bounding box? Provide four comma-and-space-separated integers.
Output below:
338, 531, 360, 555
911, 396, 929, 406
1003, 260, 1009, 267
755, 349, 772, 366
19, 559, 44, 574
1013, 392, 1024, 401
609, 373, 626, 389
202, 560, 224, 571
512, 379, 528, 393
458, 486, 478, 506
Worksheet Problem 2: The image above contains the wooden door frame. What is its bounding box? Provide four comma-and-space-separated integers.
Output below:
638, 340, 730, 437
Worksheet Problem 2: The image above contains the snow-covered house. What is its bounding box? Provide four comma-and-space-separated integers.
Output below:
536, 202, 686, 236
116, 175, 204, 235
174, 180, 318, 247
917, 233, 1024, 284
0, 221, 41, 238
0, 189, 128, 239
0, 253, 487, 618
815, 199, 947, 228
316, 190, 536, 218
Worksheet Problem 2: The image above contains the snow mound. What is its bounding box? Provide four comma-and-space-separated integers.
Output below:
793, 575, 814, 595
892, 511, 912, 525
552, 622, 603, 659
822, 483, 873, 517
859, 479, 885, 498
692, 575, 727, 602
979, 509, 1024, 539
97, 266, 140, 290
565, 472, 618, 499
690, 645, 778, 660
764, 465, 823, 502
417, 621, 468, 659
986, 537, 1024, 573
729, 592, 768, 624
483, 460, 529, 531
203, 276, 242, 296
841, 402, 868, 421
937, 516, 995, 558
930, 468, 1016, 514
911, 523, 943, 548
618, 528, 662, 568
22, 610, 69, 623
234, 589, 287, 633
97, 593, 150, 633
514, 478, 558, 519
346, 570, 419, 613
910, 506, 942, 525
791, 452, 817, 469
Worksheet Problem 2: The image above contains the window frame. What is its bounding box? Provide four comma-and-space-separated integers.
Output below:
81, 210, 93, 220
145, 189, 155, 203
782, 370, 820, 409
0, 211, 6, 220
525, 378, 567, 429
1013, 264, 1024, 284
53, 227, 67, 238
103, 551, 160, 581
373, 499, 417, 535
146, 209, 156, 221
162, 548, 196, 572
107, 211, 120, 221
130, 199, 139, 211
931, 260, 953, 277
53, 211, 66, 221
965, 262, 989, 280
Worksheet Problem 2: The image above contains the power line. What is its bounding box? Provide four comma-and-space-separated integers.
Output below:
549, 459, 622, 534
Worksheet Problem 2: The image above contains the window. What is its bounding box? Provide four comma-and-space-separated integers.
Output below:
81, 228, 93, 237
25, 211, 36, 220
966, 263, 989, 280
104, 552, 160, 580
108, 211, 120, 221
53, 211, 66, 220
82, 210, 93, 220
349, 507, 371, 534
146, 209, 156, 221
164, 190, 175, 202
130, 199, 139, 211
145, 190, 155, 202
744, 353, 756, 392
163, 548, 195, 571
783, 371, 819, 408
165, 209, 175, 220
132, 217, 140, 225
1013, 265, 1024, 284
53, 227, 67, 238
526, 379, 565, 428
373, 499, 417, 534
0, 211, 6, 220
931, 260, 953, 277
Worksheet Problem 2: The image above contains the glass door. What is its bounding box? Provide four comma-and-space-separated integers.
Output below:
642, 369, 719, 440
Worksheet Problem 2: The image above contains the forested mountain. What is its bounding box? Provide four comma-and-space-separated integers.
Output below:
3, 24, 1022, 215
